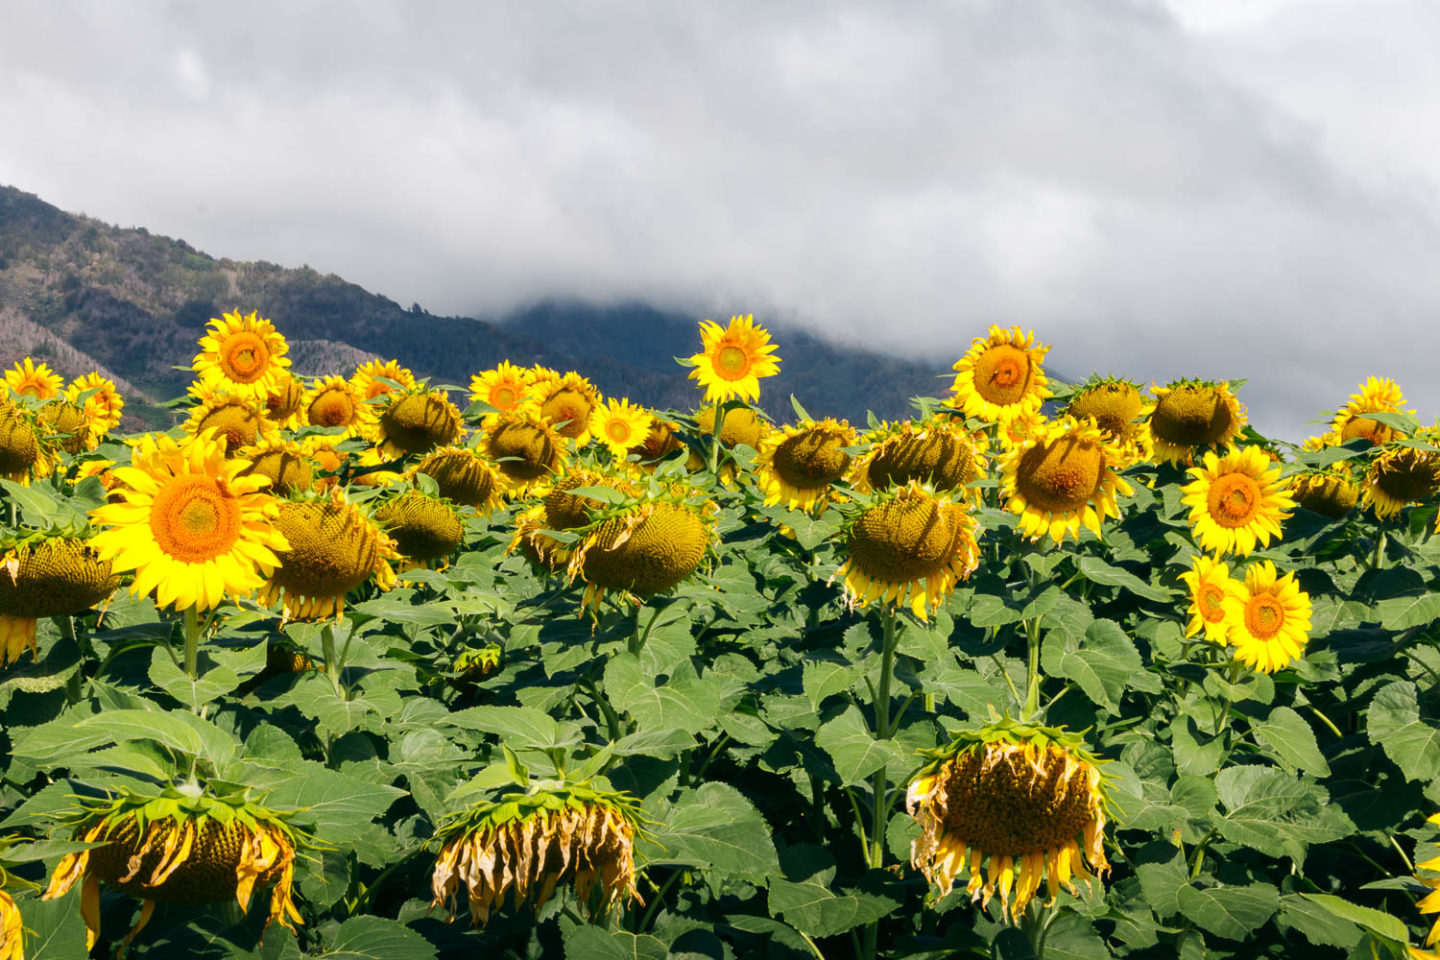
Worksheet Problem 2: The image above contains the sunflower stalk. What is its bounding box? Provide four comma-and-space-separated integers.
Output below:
183, 604, 201, 681
862, 605, 901, 960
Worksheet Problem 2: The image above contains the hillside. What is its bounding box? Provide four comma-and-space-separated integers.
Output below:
0, 185, 953, 423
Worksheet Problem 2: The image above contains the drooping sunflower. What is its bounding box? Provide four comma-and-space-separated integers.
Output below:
907, 720, 1110, 923
4, 358, 63, 401
533, 371, 603, 444
483, 412, 567, 490
686, 314, 782, 404
1362, 446, 1440, 520
567, 498, 714, 615
44, 787, 303, 951
413, 447, 506, 513
1147, 380, 1246, 465
191, 310, 291, 402
833, 482, 981, 621
431, 784, 644, 926
375, 389, 463, 458
184, 392, 270, 454
1001, 416, 1133, 545
694, 405, 770, 452
89, 430, 289, 611
468, 361, 535, 415
1222, 560, 1311, 674
0, 402, 40, 482
1329, 376, 1411, 447
302, 376, 368, 436
1065, 378, 1152, 465
1291, 467, 1360, 520
64, 372, 125, 440
851, 417, 988, 502
375, 490, 466, 567
0, 537, 118, 667
753, 418, 856, 511
1177, 554, 1234, 645
38, 399, 93, 456
628, 418, 684, 467
263, 371, 306, 428
1179, 446, 1294, 557
236, 436, 314, 496
510, 470, 640, 572
350, 358, 416, 406
947, 326, 1051, 424
257, 492, 398, 620
589, 398, 655, 461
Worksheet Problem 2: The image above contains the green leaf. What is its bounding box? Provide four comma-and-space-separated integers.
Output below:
1298, 892, 1408, 942
282, 674, 375, 740
604, 655, 721, 736
768, 875, 899, 938
643, 782, 780, 881
1175, 882, 1279, 940
64, 708, 239, 770
322, 916, 436, 959
262, 764, 406, 834
1375, 594, 1440, 631
991, 928, 1040, 960
804, 658, 860, 711
148, 647, 242, 711
1367, 680, 1440, 782
1136, 855, 1188, 918
1252, 706, 1330, 776
1076, 555, 1174, 602
445, 704, 576, 750
15, 889, 89, 960
814, 706, 910, 786
1042, 913, 1111, 959
562, 927, 668, 960
1211, 766, 1353, 860
1277, 893, 1363, 948
1041, 619, 1144, 712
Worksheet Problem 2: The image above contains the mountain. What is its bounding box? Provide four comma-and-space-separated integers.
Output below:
0, 184, 953, 425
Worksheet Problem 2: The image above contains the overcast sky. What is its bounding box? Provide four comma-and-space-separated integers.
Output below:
3, 0, 1439, 439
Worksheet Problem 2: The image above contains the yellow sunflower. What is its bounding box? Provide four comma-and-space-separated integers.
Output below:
1147, 380, 1246, 465
533, 371, 603, 444
88, 430, 289, 611
375, 389, 463, 458
1177, 554, 1234, 645
850, 417, 988, 502
191, 310, 291, 402
947, 326, 1051, 424
908, 721, 1110, 923
350, 358, 416, 405
1179, 446, 1294, 557
567, 499, 714, 615
38, 400, 93, 456
687, 314, 782, 404
1329, 376, 1411, 446
1065, 378, 1152, 464
0, 401, 42, 483
236, 435, 315, 496
257, 492, 398, 620
1291, 467, 1360, 520
995, 411, 1049, 455
183, 392, 271, 454
589, 398, 655, 460
4, 357, 63, 401
833, 482, 980, 621
1363, 446, 1440, 519
468, 361, 535, 415
0, 537, 118, 667
510, 470, 641, 572
263, 371, 306, 429
1001, 416, 1133, 545
64, 372, 125, 440
628, 418, 685, 467
483, 411, 568, 491
1414, 812, 1440, 949
302, 376, 368, 436
1222, 560, 1311, 674
375, 490, 465, 568
753, 418, 856, 511
0, 886, 18, 960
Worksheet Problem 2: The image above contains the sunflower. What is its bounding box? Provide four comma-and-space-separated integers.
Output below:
483, 412, 567, 490
947, 326, 1050, 424
1177, 554, 1234, 645
1147, 380, 1246, 465
834, 483, 980, 621
628, 418, 684, 466
0, 537, 118, 667
851, 417, 988, 501
753, 418, 856, 511
1065, 378, 1152, 464
264, 371, 306, 428
590, 398, 654, 460
89, 430, 288, 611
1330, 376, 1411, 446
348, 445, 405, 489
510, 470, 640, 572
375, 490, 465, 565
450, 643, 503, 685
694, 405, 770, 451
568, 499, 713, 615
191, 310, 291, 402
1414, 812, 1440, 949
0, 402, 41, 483
1179, 446, 1294, 557
257, 492, 397, 620
414, 447, 505, 512
184, 392, 270, 454
38, 400, 92, 456
468, 361, 535, 415
908, 720, 1110, 923
1222, 560, 1311, 674
0, 886, 18, 960
350, 358, 416, 405
1291, 467, 1360, 519
4, 358, 63, 401
431, 784, 644, 926
44, 787, 302, 951
686, 314, 782, 404
1363, 446, 1440, 519
64, 372, 125, 440
236, 436, 314, 496
302, 376, 367, 436
533, 371, 603, 444
1001, 416, 1132, 545
375, 389, 463, 458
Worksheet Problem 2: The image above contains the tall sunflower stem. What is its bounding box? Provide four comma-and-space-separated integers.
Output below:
183, 605, 201, 681
321, 623, 345, 700
708, 401, 729, 474
1372, 530, 1387, 571
862, 606, 901, 960
1022, 616, 1043, 720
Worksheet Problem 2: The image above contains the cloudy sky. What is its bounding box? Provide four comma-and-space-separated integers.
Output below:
3, 0, 1439, 438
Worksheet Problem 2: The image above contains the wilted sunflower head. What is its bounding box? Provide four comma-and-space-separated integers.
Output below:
834, 482, 981, 621
350, 358, 416, 403
483, 412, 567, 489
1329, 376, 1411, 447
431, 783, 645, 927
628, 418, 684, 466
5, 357, 63, 401
44, 786, 305, 950
375, 490, 465, 563
1002, 416, 1133, 545
1363, 445, 1440, 520
1291, 469, 1360, 520
184, 392, 269, 454
0, 537, 118, 666
1147, 380, 1246, 465
853, 417, 988, 501
376, 389, 463, 458
1064, 378, 1147, 437
303, 376, 367, 435
258, 492, 398, 620
753, 418, 856, 511
569, 499, 714, 614
907, 719, 1111, 923
534, 371, 602, 443
191, 311, 291, 402
38, 399, 92, 455
0, 401, 41, 482
414, 446, 505, 512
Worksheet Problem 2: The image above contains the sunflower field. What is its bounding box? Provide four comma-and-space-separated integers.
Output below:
2, 312, 1440, 960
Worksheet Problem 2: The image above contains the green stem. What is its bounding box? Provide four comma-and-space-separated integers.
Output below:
863, 607, 901, 960
638, 870, 683, 932
1373, 530, 1387, 570
708, 401, 728, 474
183, 605, 201, 680
630, 604, 663, 657
321, 623, 345, 699
1022, 617, 1042, 719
